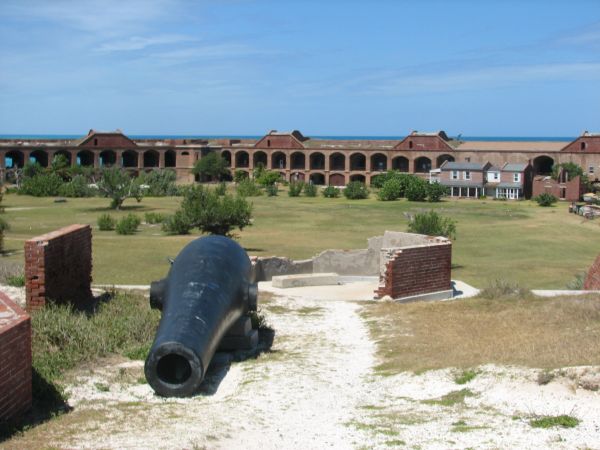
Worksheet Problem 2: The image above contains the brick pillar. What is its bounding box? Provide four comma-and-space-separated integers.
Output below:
159, 151, 165, 169
93, 151, 100, 169
138, 151, 144, 169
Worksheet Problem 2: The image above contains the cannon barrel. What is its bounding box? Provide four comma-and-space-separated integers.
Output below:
145, 235, 257, 397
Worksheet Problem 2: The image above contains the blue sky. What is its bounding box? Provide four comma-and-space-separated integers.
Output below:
0, 0, 599, 136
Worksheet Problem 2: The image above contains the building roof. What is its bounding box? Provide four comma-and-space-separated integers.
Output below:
502, 163, 529, 171
497, 182, 524, 188
441, 161, 489, 171
456, 141, 566, 152
409, 130, 450, 140
439, 180, 485, 187
488, 165, 501, 172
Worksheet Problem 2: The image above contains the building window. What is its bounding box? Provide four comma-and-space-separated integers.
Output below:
465, 157, 471, 162
488, 172, 499, 182
589, 166, 594, 174
409, 140, 413, 149
94, 138, 98, 146
464, 171, 471, 180
513, 173, 521, 182
452, 170, 458, 180
267, 139, 271, 147
581, 141, 587, 150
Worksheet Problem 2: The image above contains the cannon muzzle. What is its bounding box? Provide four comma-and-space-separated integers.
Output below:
144, 235, 257, 397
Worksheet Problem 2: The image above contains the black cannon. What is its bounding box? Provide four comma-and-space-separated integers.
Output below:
145, 235, 258, 397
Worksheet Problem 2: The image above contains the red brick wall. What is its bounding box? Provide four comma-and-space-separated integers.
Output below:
375, 242, 452, 299
25, 224, 93, 311
584, 253, 600, 290
532, 175, 582, 201
395, 135, 453, 152
561, 136, 600, 153
0, 291, 32, 423
78, 133, 137, 149
254, 135, 304, 149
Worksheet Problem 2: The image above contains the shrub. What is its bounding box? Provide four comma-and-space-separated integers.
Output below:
115, 214, 141, 235
58, 175, 96, 198
233, 170, 248, 183
137, 169, 177, 196
192, 152, 229, 181
162, 210, 192, 235
23, 161, 43, 178
288, 181, 304, 197
236, 179, 262, 197
566, 272, 586, 290
303, 183, 318, 197
265, 184, 278, 197
19, 173, 64, 197
427, 182, 448, 202
529, 415, 580, 429
144, 212, 166, 224
377, 178, 402, 201
256, 170, 281, 186
478, 279, 532, 300
97, 167, 143, 210
535, 192, 558, 207
322, 186, 340, 198
97, 213, 116, 231
214, 182, 227, 196
343, 181, 369, 199
407, 210, 457, 239
6, 274, 25, 287
405, 177, 428, 201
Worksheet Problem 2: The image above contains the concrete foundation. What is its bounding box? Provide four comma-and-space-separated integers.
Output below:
272, 273, 340, 288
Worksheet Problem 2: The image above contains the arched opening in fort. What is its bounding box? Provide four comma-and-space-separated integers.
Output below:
291, 172, 305, 182
5, 150, 25, 168
165, 150, 176, 167
122, 150, 138, 168
309, 153, 325, 170
144, 150, 160, 168
272, 152, 287, 170
329, 173, 345, 186
76, 150, 94, 166
100, 150, 116, 167
350, 153, 366, 171
392, 156, 409, 172
53, 150, 72, 166
371, 153, 387, 172
290, 152, 306, 170
235, 151, 249, 168
221, 151, 232, 167
533, 155, 554, 175
309, 172, 325, 185
253, 151, 267, 169
30, 150, 49, 167
437, 154, 455, 167
350, 174, 366, 183
330, 153, 346, 171
414, 156, 432, 173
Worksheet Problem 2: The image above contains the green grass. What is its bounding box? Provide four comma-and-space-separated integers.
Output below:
422, 389, 475, 406
454, 369, 478, 385
529, 415, 580, 429
3, 192, 600, 287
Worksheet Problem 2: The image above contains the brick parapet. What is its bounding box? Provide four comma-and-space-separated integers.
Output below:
0, 291, 32, 423
584, 253, 600, 290
25, 224, 92, 311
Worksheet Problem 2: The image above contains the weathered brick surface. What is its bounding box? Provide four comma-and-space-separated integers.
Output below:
532, 175, 583, 202
584, 253, 600, 290
375, 241, 452, 299
25, 224, 92, 311
0, 291, 32, 423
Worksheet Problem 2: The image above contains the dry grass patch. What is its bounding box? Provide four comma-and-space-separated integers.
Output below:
362, 294, 600, 374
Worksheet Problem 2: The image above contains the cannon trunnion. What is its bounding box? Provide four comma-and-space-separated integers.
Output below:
145, 235, 257, 397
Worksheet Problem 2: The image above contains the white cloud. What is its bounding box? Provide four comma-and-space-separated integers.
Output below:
96, 35, 197, 52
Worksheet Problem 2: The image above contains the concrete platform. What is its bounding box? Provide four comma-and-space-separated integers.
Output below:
272, 273, 340, 288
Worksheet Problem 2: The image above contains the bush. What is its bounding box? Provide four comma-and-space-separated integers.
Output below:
535, 192, 558, 207
137, 169, 177, 196
256, 170, 281, 186
19, 173, 64, 197
477, 279, 532, 300
288, 181, 304, 197
97, 213, 116, 231
58, 175, 96, 198
377, 178, 403, 201
343, 181, 369, 199
427, 182, 448, 202
265, 184, 278, 197
405, 177, 428, 201
303, 183, 318, 197
192, 152, 229, 181
115, 214, 141, 235
214, 182, 227, 196
322, 186, 340, 198
233, 170, 248, 183
407, 210, 457, 239
236, 179, 262, 197
97, 167, 143, 210
162, 210, 192, 235
144, 212, 166, 224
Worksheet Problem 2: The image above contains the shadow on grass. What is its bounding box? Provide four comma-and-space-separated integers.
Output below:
0, 369, 72, 443
243, 247, 264, 253
82, 204, 146, 213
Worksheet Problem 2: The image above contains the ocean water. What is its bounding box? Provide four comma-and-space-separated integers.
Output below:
0, 134, 575, 142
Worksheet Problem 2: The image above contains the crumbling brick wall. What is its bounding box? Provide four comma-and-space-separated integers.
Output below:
25, 224, 92, 311
0, 291, 32, 423
584, 253, 600, 290
375, 239, 452, 299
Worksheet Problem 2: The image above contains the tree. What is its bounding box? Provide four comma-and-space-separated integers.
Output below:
405, 177, 428, 201
175, 184, 252, 236
256, 170, 281, 186
50, 154, 71, 180
552, 162, 583, 181
96, 167, 143, 210
407, 210, 457, 239
343, 181, 369, 199
192, 152, 229, 181
426, 182, 448, 202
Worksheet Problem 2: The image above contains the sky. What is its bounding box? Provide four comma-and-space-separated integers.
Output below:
0, 0, 599, 137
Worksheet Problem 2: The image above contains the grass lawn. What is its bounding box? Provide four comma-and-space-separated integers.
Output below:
2, 191, 600, 287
